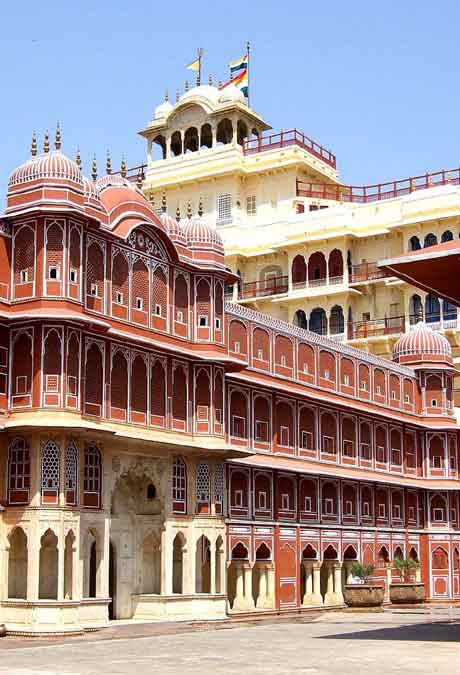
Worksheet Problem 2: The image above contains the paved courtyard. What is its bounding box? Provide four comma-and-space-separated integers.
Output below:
1, 607, 460, 674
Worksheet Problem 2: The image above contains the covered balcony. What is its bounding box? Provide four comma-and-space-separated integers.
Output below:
243, 129, 336, 168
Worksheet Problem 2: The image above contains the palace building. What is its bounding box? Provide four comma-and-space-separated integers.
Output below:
0, 110, 459, 634
139, 84, 460, 373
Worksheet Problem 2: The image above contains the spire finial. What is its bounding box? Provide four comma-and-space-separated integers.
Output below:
218, 80, 222, 88
55, 122, 61, 150
91, 155, 97, 181
161, 191, 167, 213
149, 193, 155, 208
136, 167, 143, 189
187, 201, 192, 219
120, 156, 127, 178
75, 147, 82, 169
176, 205, 181, 222
198, 196, 203, 217
106, 149, 112, 175
185, 80, 189, 92
31, 132, 37, 157
417, 304, 424, 323
176, 89, 180, 102
165, 90, 169, 102
43, 130, 50, 154
208, 74, 213, 86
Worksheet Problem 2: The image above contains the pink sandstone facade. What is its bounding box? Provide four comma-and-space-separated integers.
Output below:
0, 132, 458, 633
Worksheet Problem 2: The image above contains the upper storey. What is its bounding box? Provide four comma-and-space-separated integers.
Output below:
139, 85, 338, 228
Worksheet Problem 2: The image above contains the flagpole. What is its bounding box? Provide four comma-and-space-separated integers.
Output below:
197, 47, 203, 86
246, 40, 250, 106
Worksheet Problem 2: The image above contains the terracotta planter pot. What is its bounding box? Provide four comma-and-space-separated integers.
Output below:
343, 584, 385, 607
389, 582, 425, 604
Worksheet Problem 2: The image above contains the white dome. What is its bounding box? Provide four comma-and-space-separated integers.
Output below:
179, 85, 220, 105
154, 100, 173, 119
218, 83, 245, 104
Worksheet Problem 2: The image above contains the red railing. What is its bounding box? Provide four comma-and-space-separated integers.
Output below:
348, 316, 405, 339
243, 129, 336, 168
112, 163, 147, 181
240, 275, 288, 299
350, 262, 389, 283
297, 167, 460, 203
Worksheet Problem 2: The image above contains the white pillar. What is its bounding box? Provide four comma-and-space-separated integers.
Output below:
385, 563, 392, 602
210, 540, 216, 594
57, 540, 65, 601
232, 562, 245, 610
324, 563, 335, 605
302, 562, 313, 605
312, 562, 323, 605
161, 529, 172, 595
334, 563, 344, 604
243, 563, 255, 610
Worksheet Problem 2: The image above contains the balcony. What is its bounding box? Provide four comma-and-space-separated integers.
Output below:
296, 166, 460, 203
350, 262, 389, 284
409, 313, 459, 331
239, 275, 289, 300
243, 129, 336, 169
292, 274, 344, 291
348, 316, 405, 340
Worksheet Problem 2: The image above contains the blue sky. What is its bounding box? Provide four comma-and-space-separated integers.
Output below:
1, 0, 460, 199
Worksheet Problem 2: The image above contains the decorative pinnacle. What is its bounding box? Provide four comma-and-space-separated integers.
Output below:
149, 193, 155, 207
43, 130, 50, 154
106, 150, 112, 175
91, 155, 97, 181
208, 74, 213, 86
165, 90, 169, 102
75, 147, 82, 169
198, 196, 203, 217
31, 132, 37, 157
187, 201, 192, 219
120, 156, 127, 178
176, 89, 180, 102
218, 80, 222, 88
55, 122, 62, 150
417, 304, 424, 323
184, 80, 189, 92
175, 205, 181, 222
136, 168, 143, 189
161, 191, 167, 213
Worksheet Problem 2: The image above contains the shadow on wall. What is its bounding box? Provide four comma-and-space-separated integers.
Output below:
318, 620, 460, 642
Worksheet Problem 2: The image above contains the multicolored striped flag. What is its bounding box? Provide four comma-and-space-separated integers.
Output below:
229, 52, 248, 75
219, 68, 248, 97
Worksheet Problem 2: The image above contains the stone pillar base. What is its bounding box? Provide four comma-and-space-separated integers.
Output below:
303, 592, 323, 606
325, 592, 340, 605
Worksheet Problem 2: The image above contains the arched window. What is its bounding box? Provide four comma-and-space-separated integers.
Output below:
216, 118, 233, 144
309, 307, 327, 335
291, 255, 307, 286
184, 127, 199, 153
65, 441, 78, 506
214, 463, 224, 514
171, 131, 182, 157
441, 230, 453, 242
409, 235, 421, 251
329, 305, 344, 335
41, 440, 60, 504
425, 293, 440, 323
8, 437, 30, 504
294, 309, 308, 330
328, 249, 343, 280
308, 252, 326, 283
200, 123, 212, 149
424, 232, 437, 248
83, 443, 102, 508
409, 294, 423, 323
146, 483, 156, 500
443, 299, 457, 322
172, 457, 187, 513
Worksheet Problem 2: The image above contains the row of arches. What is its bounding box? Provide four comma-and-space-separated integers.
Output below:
409, 293, 457, 325
409, 230, 455, 251
293, 305, 344, 336
291, 249, 343, 286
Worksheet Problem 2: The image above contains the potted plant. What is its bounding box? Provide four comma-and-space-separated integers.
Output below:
343, 562, 385, 608
390, 558, 425, 604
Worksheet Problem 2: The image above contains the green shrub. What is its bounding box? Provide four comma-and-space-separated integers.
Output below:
393, 557, 419, 582
350, 562, 375, 583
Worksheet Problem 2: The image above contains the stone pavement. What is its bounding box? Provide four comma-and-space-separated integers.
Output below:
1, 607, 460, 674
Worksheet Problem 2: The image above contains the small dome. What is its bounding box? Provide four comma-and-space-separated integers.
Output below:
218, 83, 245, 104
179, 85, 220, 106
8, 151, 83, 188
160, 213, 186, 244
182, 216, 223, 251
154, 100, 173, 119
82, 175, 100, 201
95, 173, 134, 194
393, 321, 452, 365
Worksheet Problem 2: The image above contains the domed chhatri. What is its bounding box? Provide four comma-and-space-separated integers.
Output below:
393, 320, 452, 366
8, 150, 84, 189
182, 216, 224, 251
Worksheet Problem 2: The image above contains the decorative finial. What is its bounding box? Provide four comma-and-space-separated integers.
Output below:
55, 122, 62, 150
176, 205, 181, 222
185, 80, 189, 92
417, 304, 424, 323
187, 201, 192, 219
106, 150, 112, 175
218, 80, 222, 88
176, 89, 180, 102
165, 90, 169, 102
120, 156, 126, 178
208, 74, 213, 86
91, 155, 97, 181
149, 193, 155, 208
161, 191, 167, 213
75, 147, 82, 169
198, 196, 203, 217
31, 132, 37, 157
43, 130, 50, 154
136, 167, 143, 189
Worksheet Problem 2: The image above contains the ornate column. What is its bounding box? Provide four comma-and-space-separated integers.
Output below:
57, 538, 65, 601
344, 561, 354, 585
160, 528, 172, 595
165, 135, 171, 160
311, 562, 323, 605
302, 561, 313, 605
27, 529, 40, 601
324, 562, 335, 605
183, 540, 194, 595
211, 124, 217, 148
385, 562, 392, 602
232, 561, 245, 610
333, 563, 344, 604
210, 540, 216, 594
243, 562, 255, 610
267, 563, 276, 608
415, 564, 422, 583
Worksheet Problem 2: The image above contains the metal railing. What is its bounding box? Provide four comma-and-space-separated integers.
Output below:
348, 316, 405, 339
240, 275, 289, 299
296, 166, 460, 203
243, 129, 336, 168
350, 263, 389, 283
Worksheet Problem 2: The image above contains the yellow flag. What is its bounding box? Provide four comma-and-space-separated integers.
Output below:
186, 57, 200, 72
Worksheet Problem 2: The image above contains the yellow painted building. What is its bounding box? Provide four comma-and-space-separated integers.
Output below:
140, 84, 460, 365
